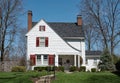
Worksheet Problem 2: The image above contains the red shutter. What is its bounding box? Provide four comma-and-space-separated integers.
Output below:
45, 37, 48, 47
49, 55, 54, 65
36, 37, 39, 47
30, 55, 36, 65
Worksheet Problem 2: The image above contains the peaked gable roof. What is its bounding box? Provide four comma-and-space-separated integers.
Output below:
32, 22, 84, 37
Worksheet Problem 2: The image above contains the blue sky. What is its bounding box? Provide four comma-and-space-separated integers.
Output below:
21, 0, 81, 27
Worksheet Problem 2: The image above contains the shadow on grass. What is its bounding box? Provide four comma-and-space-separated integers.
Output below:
112, 71, 120, 76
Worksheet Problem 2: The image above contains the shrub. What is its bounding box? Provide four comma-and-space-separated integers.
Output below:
55, 66, 59, 71
98, 49, 115, 71
79, 66, 86, 72
91, 68, 96, 72
58, 66, 64, 72
34, 66, 64, 72
115, 60, 120, 71
69, 66, 77, 72
34, 67, 47, 71
34, 66, 55, 72
46, 66, 54, 71
11, 66, 26, 72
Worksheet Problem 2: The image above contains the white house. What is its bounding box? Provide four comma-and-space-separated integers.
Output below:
26, 10, 101, 70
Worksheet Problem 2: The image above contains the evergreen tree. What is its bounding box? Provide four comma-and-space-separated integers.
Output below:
98, 49, 115, 71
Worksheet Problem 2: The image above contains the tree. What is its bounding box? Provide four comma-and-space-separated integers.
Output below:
0, 0, 23, 71
80, 0, 120, 55
98, 48, 115, 71
17, 28, 27, 66
84, 22, 100, 51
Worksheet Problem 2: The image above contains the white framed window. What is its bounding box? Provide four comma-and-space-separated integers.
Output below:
44, 55, 48, 60
36, 37, 48, 47
37, 55, 41, 65
40, 37, 46, 47
39, 26, 45, 31
43, 55, 48, 65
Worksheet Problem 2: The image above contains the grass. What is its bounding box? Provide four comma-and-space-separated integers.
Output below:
0, 71, 120, 83
52, 72, 120, 83
0, 71, 49, 83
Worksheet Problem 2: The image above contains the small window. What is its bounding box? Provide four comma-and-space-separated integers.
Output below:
39, 26, 45, 31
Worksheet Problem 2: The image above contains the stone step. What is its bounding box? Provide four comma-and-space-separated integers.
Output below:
35, 74, 54, 83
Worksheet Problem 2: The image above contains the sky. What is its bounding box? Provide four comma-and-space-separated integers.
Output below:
21, 0, 81, 27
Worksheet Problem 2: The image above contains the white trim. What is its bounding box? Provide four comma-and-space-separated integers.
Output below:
74, 55, 76, 66
41, 55, 43, 65
78, 55, 80, 67
57, 52, 80, 55
63, 37, 84, 39
55, 54, 58, 66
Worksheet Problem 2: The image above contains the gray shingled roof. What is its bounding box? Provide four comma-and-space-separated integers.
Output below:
86, 51, 102, 56
32, 22, 84, 37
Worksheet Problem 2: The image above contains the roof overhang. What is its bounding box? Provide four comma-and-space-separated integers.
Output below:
63, 37, 84, 40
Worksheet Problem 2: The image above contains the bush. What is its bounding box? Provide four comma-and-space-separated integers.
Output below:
98, 49, 115, 71
79, 66, 86, 72
69, 66, 77, 72
34, 66, 64, 72
46, 66, 54, 71
11, 66, 26, 72
58, 66, 64, 72
34, 66, 55, 72
34, 67, 46, 71
91, 68, 96, 72
115, 60, 120, 71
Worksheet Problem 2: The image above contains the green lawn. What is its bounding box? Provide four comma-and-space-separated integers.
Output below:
0, 71, 120, 83
52, 72, 120, 83
0, 71, 49, 83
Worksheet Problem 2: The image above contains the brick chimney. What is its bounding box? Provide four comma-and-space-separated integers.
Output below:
77, 15, 82, 26
28, 10, 32, 31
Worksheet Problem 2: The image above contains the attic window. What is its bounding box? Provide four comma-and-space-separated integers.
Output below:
39, 26, 45, 31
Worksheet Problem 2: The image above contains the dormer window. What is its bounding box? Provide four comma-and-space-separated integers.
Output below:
39, 26, 45, 31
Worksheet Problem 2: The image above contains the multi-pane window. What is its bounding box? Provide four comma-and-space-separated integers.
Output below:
44, 55, 48, 61
40, 37, 46, 47
43, 55, 48, 65
39, 26, 45, 31
37, 55, 41, 65
36, 37, 48, 47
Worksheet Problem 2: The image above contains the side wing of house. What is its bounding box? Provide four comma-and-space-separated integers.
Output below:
85, 51, 102, 71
